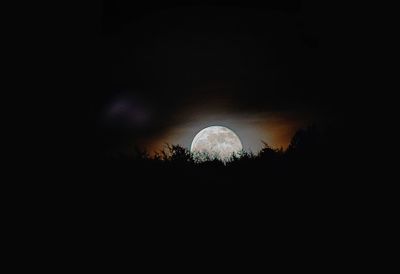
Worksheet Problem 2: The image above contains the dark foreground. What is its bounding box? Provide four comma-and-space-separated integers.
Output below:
50, 125, 362, 215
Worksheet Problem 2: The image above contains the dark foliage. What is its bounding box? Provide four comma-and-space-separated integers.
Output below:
66, 123, 357, 221
99, 124, 343, 188
133, 125, 323, 167
42, 123, 363, 238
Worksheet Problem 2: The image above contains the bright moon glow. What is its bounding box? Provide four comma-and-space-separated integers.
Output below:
190, 126, 243, 161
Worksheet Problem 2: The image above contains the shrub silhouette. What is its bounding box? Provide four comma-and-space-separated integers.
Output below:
85, 123, 348, 215
161, 144, 193, 164
119, 124, 341, 186
133, 125, 330, 166
257, 141, 283, 161
286, 124, 320, 157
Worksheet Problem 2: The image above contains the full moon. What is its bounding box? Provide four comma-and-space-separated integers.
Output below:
190, 126, 243, 161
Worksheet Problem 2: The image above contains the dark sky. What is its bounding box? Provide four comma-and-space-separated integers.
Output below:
77, 0, 349, 157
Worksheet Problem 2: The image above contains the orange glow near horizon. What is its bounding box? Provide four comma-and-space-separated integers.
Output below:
139, 111, 312, 156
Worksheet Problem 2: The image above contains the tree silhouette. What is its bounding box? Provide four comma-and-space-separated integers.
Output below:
286, 124, 321, 158
107, 124, 337, 186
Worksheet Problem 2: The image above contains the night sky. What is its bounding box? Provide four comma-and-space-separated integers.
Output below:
78, 0, 348, 158
40, 0, 368, 229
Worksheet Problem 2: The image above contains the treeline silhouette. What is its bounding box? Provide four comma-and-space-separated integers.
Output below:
64, 123, 358, 221
96, 124, 348, 189
123, 124, 322, 164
